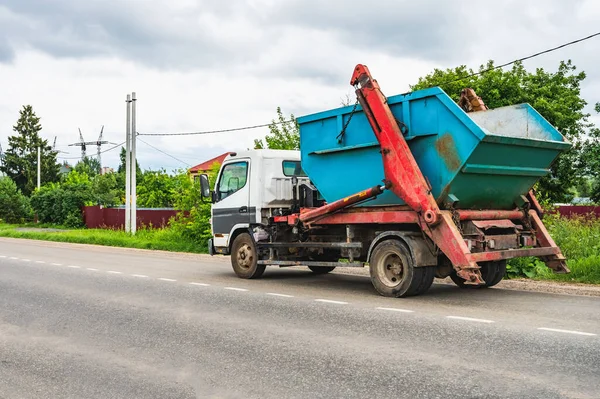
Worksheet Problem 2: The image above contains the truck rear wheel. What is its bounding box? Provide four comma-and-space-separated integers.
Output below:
308, 266, 336, 274
230, 233, 266, 279
369, 239, 434, 297
450, 260, 506, 288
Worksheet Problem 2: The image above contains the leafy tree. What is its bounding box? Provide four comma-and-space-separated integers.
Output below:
30, 171, 94, 227
170, 162, 220, 246
1, 105, 60, 195
74, 156, 101, 177
92, 172, 121, 207
575, 177, 593, 198
412, 60, 596, 203
118, 147, 141, 175
254, 107, 300, 150
0, 177, 32, 223
587, 105, 600, 203
137, 169, 176, 208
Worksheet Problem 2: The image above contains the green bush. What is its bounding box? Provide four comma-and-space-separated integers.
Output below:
31, 171, 94, 227
0, 177, 32, 223
507, 213, 600, 283
168, 165, 219, 248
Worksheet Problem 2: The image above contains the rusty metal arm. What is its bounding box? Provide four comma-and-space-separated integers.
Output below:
350, 64, 483, 284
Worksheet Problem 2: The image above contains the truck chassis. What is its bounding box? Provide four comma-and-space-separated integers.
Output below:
210, 64, 569, 298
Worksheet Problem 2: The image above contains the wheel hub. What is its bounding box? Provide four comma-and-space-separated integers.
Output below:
378, 251, 405, 288
237, 244, 254, 269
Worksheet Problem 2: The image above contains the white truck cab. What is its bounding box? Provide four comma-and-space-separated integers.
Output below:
207, 149, 309, 254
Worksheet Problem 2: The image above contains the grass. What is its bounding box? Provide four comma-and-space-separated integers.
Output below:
1, 213, 599, 284
507, 213, 600, 284
0, 223, 206, 254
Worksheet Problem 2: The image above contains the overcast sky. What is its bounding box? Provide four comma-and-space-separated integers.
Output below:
0, 0, 598, 171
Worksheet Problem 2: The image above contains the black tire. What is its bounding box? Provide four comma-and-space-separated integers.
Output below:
308, 266, 336, 274
369, 239, 435, 298
484, 260, 506, 287
450, 260, 506, 288
230, 233, 266, 279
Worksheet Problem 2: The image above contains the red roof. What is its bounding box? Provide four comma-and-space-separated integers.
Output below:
189, 152, 232, 173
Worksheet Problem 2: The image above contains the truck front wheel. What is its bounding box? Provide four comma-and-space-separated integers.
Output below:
369, 239, 434, 297
230, 233, 266, 279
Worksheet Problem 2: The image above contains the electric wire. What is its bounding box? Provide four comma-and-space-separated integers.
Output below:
135, 31, 599, 137
137, 137, 191, 167
431, 31, 600, 87
57, 141, 125, 160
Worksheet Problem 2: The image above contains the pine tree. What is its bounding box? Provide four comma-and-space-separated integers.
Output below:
0, 105, 60, 195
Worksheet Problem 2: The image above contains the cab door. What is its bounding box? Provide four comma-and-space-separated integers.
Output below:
212, 159, 251, 248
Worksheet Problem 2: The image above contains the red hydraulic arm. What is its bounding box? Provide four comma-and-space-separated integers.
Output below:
350, 64, 483, 284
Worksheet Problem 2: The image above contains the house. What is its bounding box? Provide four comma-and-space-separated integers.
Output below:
60, 162, 72, 175
188, 152, 232, 181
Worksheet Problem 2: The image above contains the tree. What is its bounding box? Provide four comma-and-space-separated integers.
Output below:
412, 60, 596, 203
92, 172, 121, 207
74, 156, 101, 177
1, 105, 60, 195
137, 169, 176, 208
117, 147, 141, 175
30, 171, 94, 227
0, 177, 32, 223
254, 107, 300, 150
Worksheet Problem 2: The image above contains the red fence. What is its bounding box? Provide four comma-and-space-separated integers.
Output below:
556, 205, 600, 219
83, 205, 181, 229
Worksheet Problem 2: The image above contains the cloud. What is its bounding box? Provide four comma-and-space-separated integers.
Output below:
0, 0, 269, 70
0, 0, 599, 172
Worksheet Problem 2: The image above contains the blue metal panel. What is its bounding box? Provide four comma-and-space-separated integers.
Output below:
298, 87, 570, 210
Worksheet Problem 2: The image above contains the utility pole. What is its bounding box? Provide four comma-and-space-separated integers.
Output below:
131, 92, 137, 235
37, 145, 41, 189
125, 94, 132, 233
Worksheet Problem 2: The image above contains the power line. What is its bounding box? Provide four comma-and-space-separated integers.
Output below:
137, 137, 191, 167
57, 141, 124, 160
137, 120, 289, 137
431, 31, 600, 87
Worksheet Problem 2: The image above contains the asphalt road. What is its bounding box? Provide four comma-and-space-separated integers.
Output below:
0, 238, 599, 399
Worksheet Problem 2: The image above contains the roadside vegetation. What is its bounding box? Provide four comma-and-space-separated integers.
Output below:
0, 60, 599, 284
507, 214, 600, 284
0, 223, 204, 253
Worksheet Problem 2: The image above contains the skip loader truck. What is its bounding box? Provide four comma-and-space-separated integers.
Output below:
199, 64, 571, 297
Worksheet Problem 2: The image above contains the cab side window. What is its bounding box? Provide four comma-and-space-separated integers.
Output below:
282, 160, 306, 177
217, 161, 248, 200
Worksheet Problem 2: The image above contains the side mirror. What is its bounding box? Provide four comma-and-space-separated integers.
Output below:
199, 174, 211, 198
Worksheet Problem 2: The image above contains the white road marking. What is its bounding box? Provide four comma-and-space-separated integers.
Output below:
87, 268, 99, 271
189, 282, 210, 287
21, 259, 30, 262
315, 299, 348, 305
376, 307, 414, 313
224, 287, 248, 292
68, 265, 81, 269
266, 293, 294, 298
0, 255, 5, 258
446, 316, 495, 324
9, 257, 18, 260
35, 260, 45, 264
538, 327, 597, 336
106, 271, 122, 274
158, 278, 176, 282
132, 274, 149, 278
51, 263, 62, 266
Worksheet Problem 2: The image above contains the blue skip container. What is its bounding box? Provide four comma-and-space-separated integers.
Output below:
298, 87, 570, 210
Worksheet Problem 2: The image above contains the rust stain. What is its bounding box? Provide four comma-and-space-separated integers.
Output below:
435, 133, 461, 172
